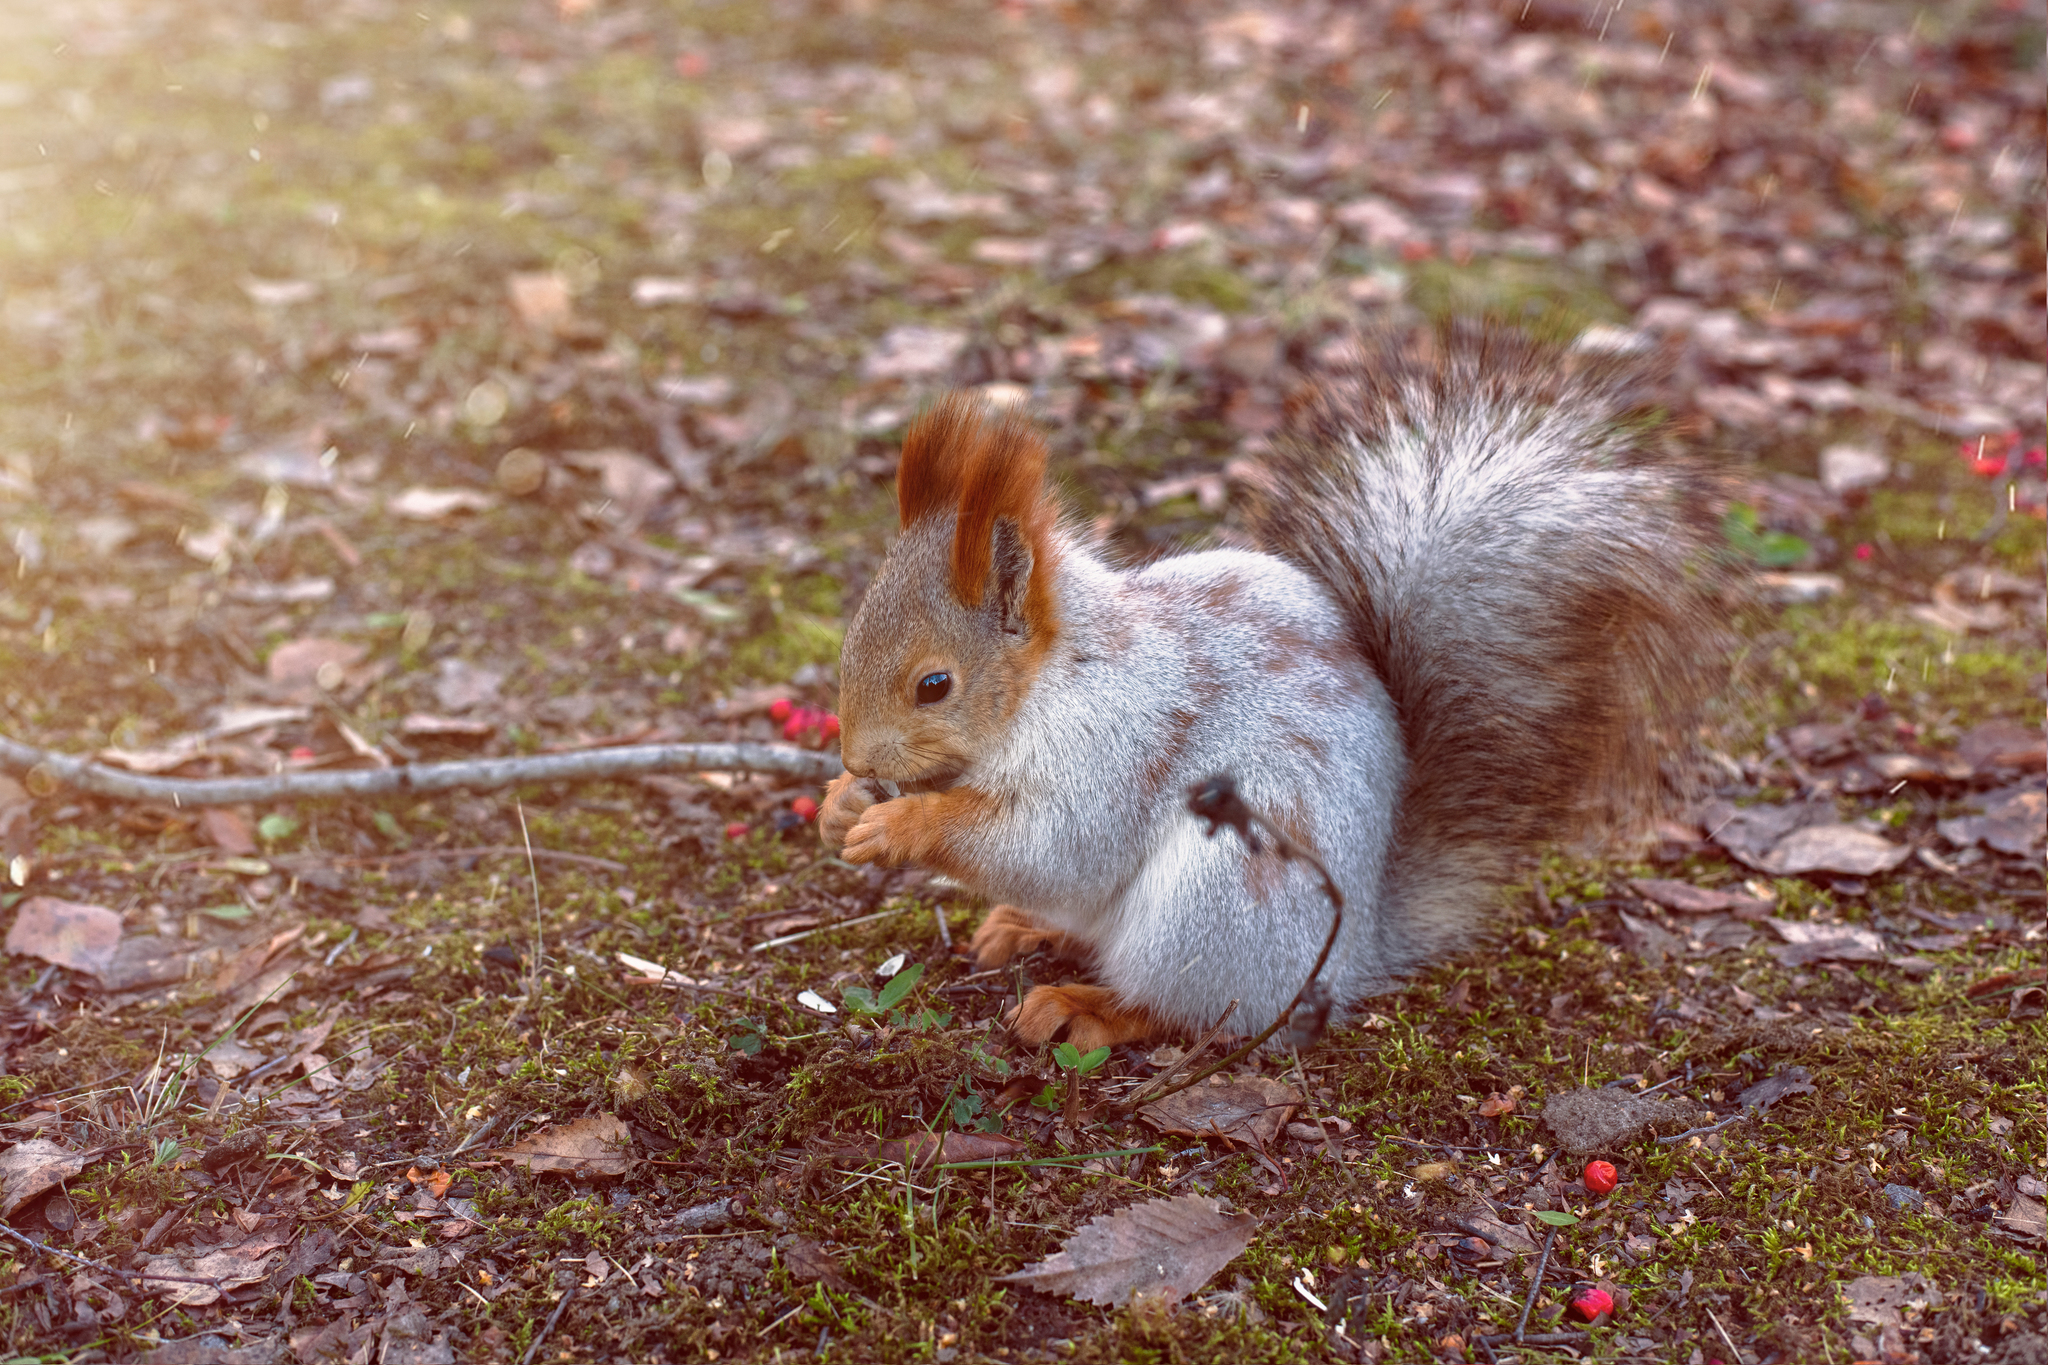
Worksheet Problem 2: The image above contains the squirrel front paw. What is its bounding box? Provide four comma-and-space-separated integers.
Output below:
839, 790, 924, 867
818, 773, 878, 852
1009, 984, 1162, 1052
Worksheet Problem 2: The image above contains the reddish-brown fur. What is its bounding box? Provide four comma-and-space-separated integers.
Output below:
895, 395, 1060, 630
969, 905, 1092, 970
1010, 983, 1164, 1052
839, 785, 1001, 882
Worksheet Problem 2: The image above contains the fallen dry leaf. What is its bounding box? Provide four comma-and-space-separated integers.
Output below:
1630, 878, 1773, 916
1735, 1068, 1817, 1114
7, 897, 122, 978
1765, 917, 1888, 966
1452, 1212, 1541, 1256
998, 1194, 1257, 1307
1136, 1075, 1298, 1147
844, 1131, 1028, 1169
140, 1236, 287, 1306
1956, 719, 2047, 775
1938, 783, 2046, 857
0, 1139, 100, 1218
199, 808, 258, 856
782, 1238, 855, 1293
1757, 824, 1911, 876
1842, 1272, 1941, 1326
2001, 1193, 2046, 1241
490, 1113, 635, 1178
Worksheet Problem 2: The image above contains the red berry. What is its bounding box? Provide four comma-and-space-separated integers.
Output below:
724, 822, 749, 840
1583, 1160, 1619, 1195
768, 698, 793, 722
1853, 542, 1873, 561
1568, 1286, 1614, 1322
820, 713, 840, 740
791, 796, 819, 821
782, 714, 805, 741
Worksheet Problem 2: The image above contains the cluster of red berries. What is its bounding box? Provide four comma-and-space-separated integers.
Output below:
768, 697, 840, 744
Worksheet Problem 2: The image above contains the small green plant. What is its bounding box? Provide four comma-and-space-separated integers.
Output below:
150, 1136, 181, 1169
1723, 503, 1811, 567
727, 1017, 769, 1056
841, 964, 951, 1030
1037, 1041, 1112, 1123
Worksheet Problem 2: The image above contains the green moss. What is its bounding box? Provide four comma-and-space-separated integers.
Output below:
1764, 602, 2043, 728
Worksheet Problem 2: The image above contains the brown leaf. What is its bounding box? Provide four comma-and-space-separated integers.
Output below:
997, 1194, 1257, 1307
1630, 878, 1772, 917
490, 1113, 634, 1178
140, 1236, 286, 1306
210, 925, 307, 997
1136, 1076, 1299, 1147
1938, 784, 2046, 857
851, 1130, 1028, 1169
1765, 917, 1887, 966
0, 1139, 100, 1218
6, 897, 122, 977
1451, 1212, 1541, 1257
1842, 1273, 1942, 1326
1957, 719, 2047, 775
406, 1166, 453, 1199
199, 808, 258, 856
782, 1238, 854, 1293
2001, 1193, 2047, 1240
1756, 824, 1910, 876
1476, 1093, 1517, 1119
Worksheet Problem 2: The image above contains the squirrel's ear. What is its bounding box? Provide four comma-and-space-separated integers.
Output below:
988, 517, 1034, 635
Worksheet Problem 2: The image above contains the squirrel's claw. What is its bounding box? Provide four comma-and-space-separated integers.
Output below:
1009, 984, 1161, 1052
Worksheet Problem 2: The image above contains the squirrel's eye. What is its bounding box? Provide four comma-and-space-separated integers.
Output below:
915, 672, 952, 705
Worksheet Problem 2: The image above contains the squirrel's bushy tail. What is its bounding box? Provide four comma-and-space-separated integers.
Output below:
1248, 323, 1732, 973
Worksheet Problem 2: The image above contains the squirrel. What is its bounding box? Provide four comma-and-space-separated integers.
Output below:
818, 324, 1730, 1054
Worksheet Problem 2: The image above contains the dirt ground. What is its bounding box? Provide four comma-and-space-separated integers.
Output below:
0, 0, 2041, 1361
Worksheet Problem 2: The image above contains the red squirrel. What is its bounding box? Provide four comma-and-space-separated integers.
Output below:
819, 325, 1729, 1053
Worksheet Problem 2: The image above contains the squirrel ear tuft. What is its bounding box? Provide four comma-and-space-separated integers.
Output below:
896, 394, 1058, 625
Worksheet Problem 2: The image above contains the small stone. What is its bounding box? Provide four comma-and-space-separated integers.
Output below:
1883, 1184, 1925, 1213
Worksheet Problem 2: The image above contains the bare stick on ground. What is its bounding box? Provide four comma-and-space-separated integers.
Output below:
0, 736, 843, 807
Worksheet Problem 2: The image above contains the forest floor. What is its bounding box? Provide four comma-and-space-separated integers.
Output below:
0, 0, 2041, 1362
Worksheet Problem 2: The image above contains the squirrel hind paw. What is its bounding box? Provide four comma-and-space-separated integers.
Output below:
968, 905, 1086, 970
1009, 984, 1161, 1052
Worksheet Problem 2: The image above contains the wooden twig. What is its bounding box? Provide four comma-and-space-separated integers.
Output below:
0, 736, 841, 807
517, 1281, 577, 1365
1117, 1001, 1239, 1112
1107, 774, 1344, 1120
1514, 1222, 1558, 1342
1655, 1113, 1747, 1144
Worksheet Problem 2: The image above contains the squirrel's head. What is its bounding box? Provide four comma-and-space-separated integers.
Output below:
836, 394, 1061, 787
